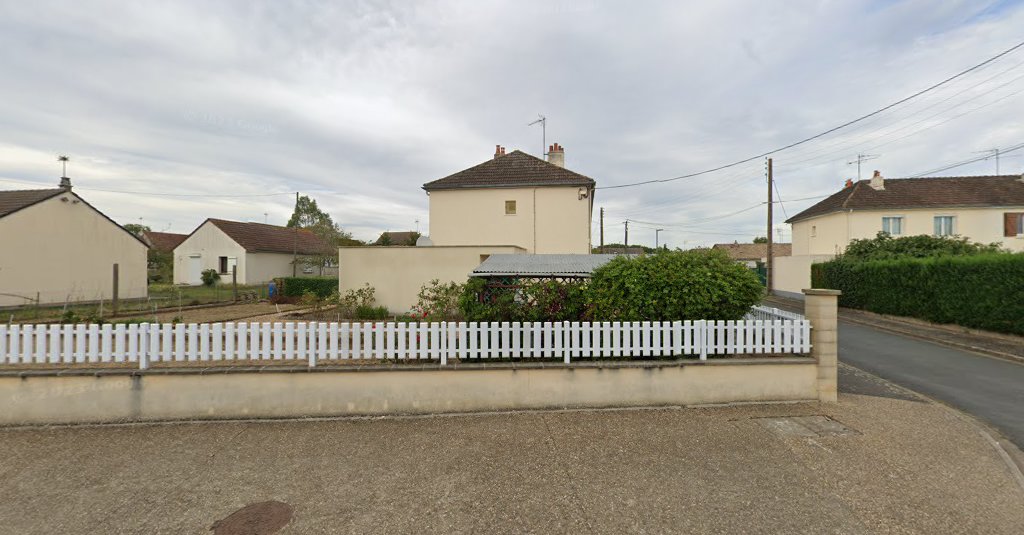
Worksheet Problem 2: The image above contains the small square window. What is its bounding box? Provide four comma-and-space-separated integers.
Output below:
934, 216, 955, 236
882, 216, 903, 235
505, 200, 516, 215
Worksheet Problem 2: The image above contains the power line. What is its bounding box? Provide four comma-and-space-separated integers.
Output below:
908, 141, 1024, 177
597, 39, 1024, 190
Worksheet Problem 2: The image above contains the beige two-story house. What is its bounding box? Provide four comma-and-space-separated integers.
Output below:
773, 172, 1024, 297
424, 144, 595, 253
338, 143, 597, 311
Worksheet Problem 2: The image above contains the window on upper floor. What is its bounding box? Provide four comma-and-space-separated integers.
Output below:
882, 216, 903, 236
933, 216, 955, 237
1004, 213, 1024, 237
505, 200, 516, 215
811, 225, 817, 237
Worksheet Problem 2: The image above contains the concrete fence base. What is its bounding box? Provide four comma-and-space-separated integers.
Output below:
0, 359, 819, 425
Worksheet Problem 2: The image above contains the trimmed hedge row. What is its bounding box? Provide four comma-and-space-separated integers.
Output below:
811, 254, 1024, 335
276, 277, 338, 298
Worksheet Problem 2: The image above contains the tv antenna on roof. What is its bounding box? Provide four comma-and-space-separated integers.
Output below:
847, 154, 879, 180
57, 155, 70, 177
528, 114, 546, 158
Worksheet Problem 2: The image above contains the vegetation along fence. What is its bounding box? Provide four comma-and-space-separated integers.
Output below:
0, 307, 809, 369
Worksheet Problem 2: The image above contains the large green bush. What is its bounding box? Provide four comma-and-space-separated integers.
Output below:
812, 254, 1024, 335
459, 277, 589, 322
277, 277, 338, 298
587, 249, 764, 321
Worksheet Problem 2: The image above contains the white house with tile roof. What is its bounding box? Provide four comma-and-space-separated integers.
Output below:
339, 143, 596, 311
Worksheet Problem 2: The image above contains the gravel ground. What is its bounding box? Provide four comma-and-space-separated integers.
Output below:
0, 385, 1021, 534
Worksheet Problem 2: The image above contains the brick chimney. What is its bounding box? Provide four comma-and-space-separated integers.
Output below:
869, 170, 884, 191
547, 142, 564, 168
494, 145, 506, 159
844, 179, 853, 188
59, 175, 71, 191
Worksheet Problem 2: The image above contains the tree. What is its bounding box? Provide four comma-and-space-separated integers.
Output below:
123, 223, 150, 236
753, 236, 768, 243
287, 195, 355, 275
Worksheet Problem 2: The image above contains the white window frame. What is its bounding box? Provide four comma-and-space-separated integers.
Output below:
881, 216, 904, 236
933, 215, 956, 237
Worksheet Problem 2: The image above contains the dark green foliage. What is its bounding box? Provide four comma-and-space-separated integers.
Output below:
200, 269, 220, 287
459, 277, 589, 322
587, 249, 764, 321
277, 277, 338, 298
842, 232, 1003, 261
812, 254, 1024, 335
356, 305, 390, 320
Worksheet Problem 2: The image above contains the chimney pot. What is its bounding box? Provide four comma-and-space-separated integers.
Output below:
494, 145, 505, 159
869, 170, 885, 191
547, 142, 565, 167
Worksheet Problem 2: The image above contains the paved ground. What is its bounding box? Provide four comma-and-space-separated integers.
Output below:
765, 296, 1024, 449
1, 376, 1022, 534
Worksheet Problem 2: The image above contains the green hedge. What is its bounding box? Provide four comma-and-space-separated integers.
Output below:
812, 254, 1024, 335
588, 249, 764, 321
276, 277, 338, 298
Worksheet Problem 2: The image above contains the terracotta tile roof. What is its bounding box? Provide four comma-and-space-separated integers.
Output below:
374, 231, 419, 245
712, 243, 791, 261
207, 219, 332, 255
787, 175, 1024, 223
423, 150, 595, 191
142, 231, 188, 252
0, 188, 64, 218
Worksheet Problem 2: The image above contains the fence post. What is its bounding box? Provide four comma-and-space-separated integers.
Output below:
562, 321, 570, 364
698, 320, 707, 360
440, 321, 448, 366
139, 323, 149, 370
803, 288, 840, 403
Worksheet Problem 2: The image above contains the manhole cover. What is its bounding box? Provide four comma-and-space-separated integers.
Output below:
211, 501, 293, 535
758, 415, 858, 437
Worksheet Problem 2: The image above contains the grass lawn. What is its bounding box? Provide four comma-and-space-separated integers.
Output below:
3, 283, 268, 323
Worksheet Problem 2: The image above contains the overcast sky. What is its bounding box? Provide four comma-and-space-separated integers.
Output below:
1, 0, 1023, 248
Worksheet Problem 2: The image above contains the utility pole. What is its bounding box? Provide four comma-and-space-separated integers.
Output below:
766, 158, 774, 293
599, 207, 604, 253
624, 220, 629, 247
847, 153, 880, 180
974, 148, 1001, 174
655, 228, 664, 249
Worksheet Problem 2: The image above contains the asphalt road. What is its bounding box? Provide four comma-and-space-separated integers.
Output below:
837, 320, 1024, 447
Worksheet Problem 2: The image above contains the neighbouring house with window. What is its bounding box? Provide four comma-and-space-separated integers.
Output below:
0, 177, 148, 306
773, 172, 1024, 297
339, 143, 596, 311
173, 219, 335, 285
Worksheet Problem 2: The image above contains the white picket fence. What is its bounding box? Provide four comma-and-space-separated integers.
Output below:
0, 316, 811, 369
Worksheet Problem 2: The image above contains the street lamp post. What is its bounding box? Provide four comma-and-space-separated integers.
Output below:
655, 228, 664, 249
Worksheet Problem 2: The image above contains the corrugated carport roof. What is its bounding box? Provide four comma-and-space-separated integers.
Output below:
471, 254, 634, 278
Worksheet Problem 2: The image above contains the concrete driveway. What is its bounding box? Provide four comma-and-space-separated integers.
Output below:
1, 377, 1022, 534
